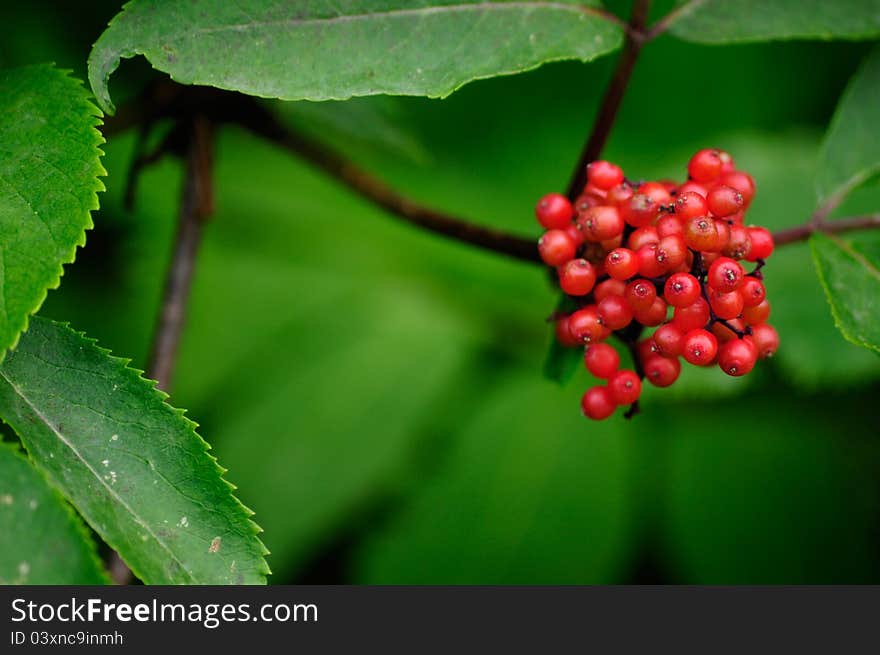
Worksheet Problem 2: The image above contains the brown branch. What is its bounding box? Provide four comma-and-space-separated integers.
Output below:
643, 0, 705, 41
565, 0, 653, 199
108, 114, 215, 586
773, 214, 880, 246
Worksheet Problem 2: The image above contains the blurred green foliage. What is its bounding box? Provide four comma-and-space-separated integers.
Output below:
3, 1, 879, 583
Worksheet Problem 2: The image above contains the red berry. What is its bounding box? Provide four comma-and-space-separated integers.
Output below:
581, 386, 616, 420
564, 223, 585, 247
750, 323, 780, 358
633, 296, 668, 326
673, 297, 711, 332
708, 257, 744, 293
746, 226, 774, 260
656, 234, 688, 271
675, 191, 709, 219
594, 278, 626, 302
706, 184, 744, 217
688, 148, 723, 183
636, 243, 666, 278
628, 226, 660, 251
574, 192, 603, 215
569, 306, 608, 344
637, 337, 659, 363
709, 289, 745, 320
535, 193, 573, 229
682, 329, 718, 366
622, 193, 659, 228
578, 206, 624, 242
605, 248, 640, 280
719, 171, 755, 205
538, 229, 576, 266
656, 214, 684, 237
678, 180, 709, 197
587, 161, 624, 191
652, 322, 685, 357
559, 259, 597, 296
714, 219, 731, 252
742, 299, 770, 325
718, 150, 736, 173
638, 181, 673, 206
712, 318, 746, 343
625, 279, 657, 311
723, 224, 752, 260
606, 182, 634, 207
683, 216, 720, 251
644, 355, 681, 387
607, 370, 642, 405
664, 272, 701, 307
555, 316, 580, 347
717, 337, 758, 376
739, 277, 766, 307
597, 295, 634, 331
584, 343, 620, 379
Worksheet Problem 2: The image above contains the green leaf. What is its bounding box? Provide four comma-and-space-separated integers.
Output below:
0, 442, 108, 584
0, 64, 104, 362
88, 0, 623, 114
817, 46, 880, 203
810, 232, 880, 353
667, 0, 880, 44
542, 294, 581, 384
0, 317, 270, 584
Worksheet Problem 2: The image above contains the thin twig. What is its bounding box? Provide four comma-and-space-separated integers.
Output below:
643, 0, 706, 41
565, 0, 653, 199
772, 214, 880, 246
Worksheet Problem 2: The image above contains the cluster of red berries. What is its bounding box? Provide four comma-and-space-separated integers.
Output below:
536, 149, 779, 420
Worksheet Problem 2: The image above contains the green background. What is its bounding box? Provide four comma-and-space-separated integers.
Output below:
2, 0, 879, 583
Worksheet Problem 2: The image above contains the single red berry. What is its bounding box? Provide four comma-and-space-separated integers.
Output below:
636, 243, 666, 278
564, 223, 585, 247
746, 226, 774, 260
555, 316, 581, 348
625, 279, 657, 311
678, 180, 709, 198
656, 214, 684, 238
723, 224, 752, 260
606, 182, 634, 207
682, 329, 718, 366
621, 193, 659, 228
673, 297, 711, 332
634, 296, 668, 326
714, 219, 731, 252
683, 216, 720, 251
594, 278, 626, 302
607, 369, 642, 405
659, 179, 679, 193
535, 193, 574, 229
581, 386, 617, 420
627, 226, 660, 251
600, 234, 624, 252
750, 323, 780, 358
644, 355, 681, 387
719, 171, 755, 205
717, 337, 758, 376
637, 337, 659, 363
638, 181, 673, 206
652, 322, 685, 357
605, 248, 640, 280
538, 229, 576, 266
708, 257, 745, 293
584, 343, 620, 379
664, 272, 701, 307
574, 192, 603, 215
587, 160, 624, 191
742, 299, 771, 325
688, 148, 723, 183
718, 150, 736, 173
559, 258, 597, 296
656, 234, 688, 271
706, 184, 744, 217
597, 295, 634, 330
569, 306, 608, 344
739, 277, 766, 307
578, 206, 624, 242
675, 191, 709, 220
709, 289, 745, 320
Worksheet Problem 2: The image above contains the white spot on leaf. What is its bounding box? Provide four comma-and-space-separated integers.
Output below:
209, 537, 222, 553
177, 516, 189, 528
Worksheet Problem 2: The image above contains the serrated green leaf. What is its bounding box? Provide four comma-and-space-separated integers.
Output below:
0, 64, 104, 361
87, 0, 623, 114
810, 232, 880, 353
0, 317, 270, 584
0, 442, 108, 584
817, 45, 880, 203
667, 0, 880, 44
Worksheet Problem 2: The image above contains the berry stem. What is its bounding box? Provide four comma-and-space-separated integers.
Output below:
772, 213, 880, 246
564, 0, 653, 200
